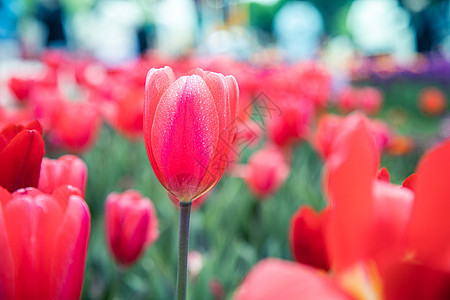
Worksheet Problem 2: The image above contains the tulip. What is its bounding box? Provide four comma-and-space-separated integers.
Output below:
144, 66, 238, 202
314, 113, 392, 160
49, 101, 102, 153
239, 146, 290, 199
38, 155, 88, 195
144, 66, 238, 300
289, 206, 330, 271
267, 96, 314, 147
0, 185, 90, 300
0, 120, 45, 193
105, 190, 159, 267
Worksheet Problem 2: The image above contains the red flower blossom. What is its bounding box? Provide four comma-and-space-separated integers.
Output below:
38, 155, 88, 195
105, 190, 159, 267
0, 185, 90, 300
144, 66, 238, 202
238, 145, 290, 199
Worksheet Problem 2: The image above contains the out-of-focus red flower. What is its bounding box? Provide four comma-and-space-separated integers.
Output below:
360, 87, 383, 114
289, 206, 330, 271
387, 135, 415, 156
0, 120, 45, 193
105, 190, 159, 267
325, 115, 414, 273
7, 77, 35, 102
144, 66, 238, 202
0, 106, 34, 128
314, 113, 392, 160
337, 87, 383, 114
49, 101, 102, 153
38, 155, 88, 195
168, 191, 209, 210
0, 185, 90, 300
418, 87, 447, 116
238, 146, 290, 199
267, 96, 314, 147
101, 85, 144, 139
209, 278, 225, 300
295, 62, 331, 108
234, 259, 351, 300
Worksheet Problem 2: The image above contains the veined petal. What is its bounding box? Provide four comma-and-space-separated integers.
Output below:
151, 75, 219, 201
144, 66, 176, 188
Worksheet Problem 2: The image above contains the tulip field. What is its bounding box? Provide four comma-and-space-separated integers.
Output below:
1, 51, 449, 300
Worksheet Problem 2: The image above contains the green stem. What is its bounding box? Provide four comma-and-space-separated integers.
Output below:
176, 202, 192, 300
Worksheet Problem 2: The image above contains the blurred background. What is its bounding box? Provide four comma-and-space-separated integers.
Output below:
0, 0, 449, 299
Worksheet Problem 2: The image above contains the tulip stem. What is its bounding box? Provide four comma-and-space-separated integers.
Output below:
177, 201, 192, 300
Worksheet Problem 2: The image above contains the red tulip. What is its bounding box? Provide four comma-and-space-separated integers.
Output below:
144, 66, 238, 202
314, 113, 392, 160
289, 206, 330, 271
7, 77, 35, 102
38, 155, 88, 195
105, 190, 159, 267
267, 96, 314, 147
0, 185, 90, 300
0, 120, 45, 193
49, 101, 102, 153
359, 87, 383, 114
101, 86, 145, 139
325, 115, 414, 273
234, 259, 351, 300
238, 146, 290, 199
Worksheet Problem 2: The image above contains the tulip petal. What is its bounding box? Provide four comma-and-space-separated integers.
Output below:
234, 259, 350, 300
51, 186, 90, 300
151, 75, 219, 201
0, 128, 45, 193
325, 116, 378, 272
144, 67, 176, 188
408, 139, 450, 267
0, 187, 14, 300
289, 206, 330, 270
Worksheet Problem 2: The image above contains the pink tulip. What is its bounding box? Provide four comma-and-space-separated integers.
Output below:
144, 66, 238, 202
239, 146, 290, 199
0, 185, 90, 300
38, 155, 88, 195
105, 190, 159, 267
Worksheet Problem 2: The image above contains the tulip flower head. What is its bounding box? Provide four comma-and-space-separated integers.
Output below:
144, 66, 238, 202
0, 185, 90, 300
239, 145, 290, 199
38, 155, 88, 195
105, 190, 159, 267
